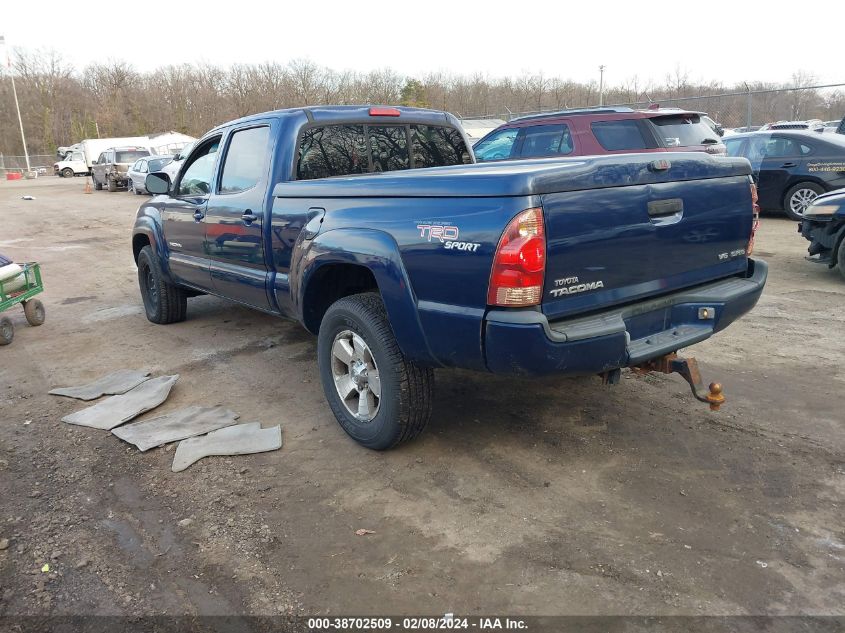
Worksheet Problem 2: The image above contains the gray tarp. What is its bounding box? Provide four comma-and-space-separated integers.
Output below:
112, 406, 240, 451
49, 369, 151, 401
171, 422, 282, 472
62, 375, 179, 430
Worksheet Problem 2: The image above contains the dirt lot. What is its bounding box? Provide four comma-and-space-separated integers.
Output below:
1, 177, 844, 621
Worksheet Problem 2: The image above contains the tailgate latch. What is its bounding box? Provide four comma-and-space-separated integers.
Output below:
633, 353, 725, 410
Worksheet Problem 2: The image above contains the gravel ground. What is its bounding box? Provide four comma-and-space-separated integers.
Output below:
0, 177, 843, 622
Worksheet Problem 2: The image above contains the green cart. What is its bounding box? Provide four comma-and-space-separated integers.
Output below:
0, 262, 46, 345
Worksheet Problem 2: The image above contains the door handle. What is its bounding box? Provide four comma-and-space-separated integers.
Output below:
780, 162, 797, 168
242, 210, 258, 224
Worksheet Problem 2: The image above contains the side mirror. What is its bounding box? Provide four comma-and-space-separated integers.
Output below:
146, 172, 171, 195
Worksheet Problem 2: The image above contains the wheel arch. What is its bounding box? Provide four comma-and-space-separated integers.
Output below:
296, 229, 439, 367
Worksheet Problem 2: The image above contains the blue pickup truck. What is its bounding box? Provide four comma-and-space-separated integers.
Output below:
132, 105, 767, 449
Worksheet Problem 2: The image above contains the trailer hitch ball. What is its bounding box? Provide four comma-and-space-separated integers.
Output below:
705, 382, 725, 411
635, 354, 726, 411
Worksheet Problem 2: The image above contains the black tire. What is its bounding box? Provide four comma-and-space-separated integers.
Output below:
837, 238, 845, 282
23, 299, 45, 326
317, 292, 433, 450
61, 167, 74, 178
127, 180, 134, 194
784, 182, 824, 221
94, 175, 103, 191
0, 317, 13, 345
107, 177, 117, 192
137, 245, 187, 324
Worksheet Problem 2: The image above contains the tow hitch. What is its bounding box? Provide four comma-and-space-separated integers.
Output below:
633, 353, 725, 411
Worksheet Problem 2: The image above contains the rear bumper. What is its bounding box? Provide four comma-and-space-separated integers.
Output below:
483, 258, 768, 376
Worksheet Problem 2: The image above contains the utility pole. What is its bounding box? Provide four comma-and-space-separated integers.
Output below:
598, 65, 606, 106
0, 35, 31, 172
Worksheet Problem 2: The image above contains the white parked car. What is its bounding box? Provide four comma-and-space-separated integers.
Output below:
127, 156, 174, 195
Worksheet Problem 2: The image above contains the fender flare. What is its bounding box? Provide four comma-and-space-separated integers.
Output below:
132, 206, 175, 283
294, 228, 439, 367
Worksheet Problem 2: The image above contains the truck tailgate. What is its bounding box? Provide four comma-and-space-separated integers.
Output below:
541, 172, 755, 321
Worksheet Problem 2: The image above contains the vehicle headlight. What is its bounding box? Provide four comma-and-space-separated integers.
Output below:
803, 204, 839, 218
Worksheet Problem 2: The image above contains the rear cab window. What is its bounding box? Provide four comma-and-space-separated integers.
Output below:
116, 150, 150, 164
296, 123, 470, 180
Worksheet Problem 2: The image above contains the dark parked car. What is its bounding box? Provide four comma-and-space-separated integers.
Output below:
473, 107, 726, 163
724, 130, 845, 220
800, 190, 845, 279
127, 156, 173, 194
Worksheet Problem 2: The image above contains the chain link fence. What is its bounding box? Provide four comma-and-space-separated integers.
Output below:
0, 154, 56, 175
461, 83, 845, 129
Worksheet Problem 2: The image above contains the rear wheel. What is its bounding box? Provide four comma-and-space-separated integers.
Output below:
784, 182, 824, 220
137, 245, 187, 324
61, 167, 74, 178
317, 292, 433, 450
23, 299, 45, 326
837, 238, 845, 282
107, 176, 117, 192
0, 317, 13, 345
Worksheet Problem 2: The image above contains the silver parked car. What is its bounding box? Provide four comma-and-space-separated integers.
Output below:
127, 156, 174, 194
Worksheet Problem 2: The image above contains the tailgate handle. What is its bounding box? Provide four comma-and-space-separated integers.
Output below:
648, 198, 684, 218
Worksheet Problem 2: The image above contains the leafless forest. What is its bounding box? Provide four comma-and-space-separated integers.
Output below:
2, 48, 843, 156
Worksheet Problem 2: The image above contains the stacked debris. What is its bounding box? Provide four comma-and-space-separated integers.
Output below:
50, 370, 282, 471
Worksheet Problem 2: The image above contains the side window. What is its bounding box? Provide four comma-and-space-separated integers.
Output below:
368, 126, 410, 173
139, 161, 148, 174
178, 137, 221, 196
411, 125, 471, 168
724, 139, 745, 157
473, 128, 519, 162
591, 120, 649, 151
800, 144, 813, 155
97, 153, 106, 164
764, 137, 800, 158
518, 124, 573, 158
297, 125, 368, 180
219, 126, 270, 194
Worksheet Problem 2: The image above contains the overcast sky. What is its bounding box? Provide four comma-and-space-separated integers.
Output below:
3, 0, 841, 87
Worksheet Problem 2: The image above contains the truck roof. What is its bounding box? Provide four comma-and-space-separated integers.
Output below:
210, 105, 459, 133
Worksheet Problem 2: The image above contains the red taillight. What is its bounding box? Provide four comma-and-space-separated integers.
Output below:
369, 107, 401, 117
748, 183, 760, 255
487, 207, 546, 307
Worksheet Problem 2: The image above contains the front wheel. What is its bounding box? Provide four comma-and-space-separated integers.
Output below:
317, 293, 433, 450
94, 175, 103, 191
61, 167, 74, 178
107, 177, 117, 192
137, 245, 187, 324
784, 182, 824, 220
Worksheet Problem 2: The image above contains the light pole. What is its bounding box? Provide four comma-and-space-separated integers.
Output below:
598, 65, 606, 107
0, 35, 30, 173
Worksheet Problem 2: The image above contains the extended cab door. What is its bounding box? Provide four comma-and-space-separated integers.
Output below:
161, 135, 222, 290
204, 123, 274, 310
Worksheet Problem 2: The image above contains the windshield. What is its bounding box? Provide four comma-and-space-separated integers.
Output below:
650, 114, 719, 147
148, 157, 173, 172
116, 150, 150, 163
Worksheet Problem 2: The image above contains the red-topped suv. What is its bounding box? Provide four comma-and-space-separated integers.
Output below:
472, 107, 727, 162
